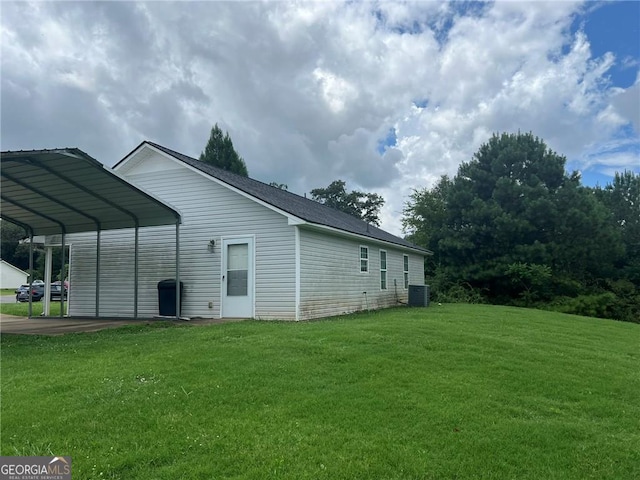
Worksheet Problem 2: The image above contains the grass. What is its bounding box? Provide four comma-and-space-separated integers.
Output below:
1, 288, 17, 295
1, 304, 639, 479
0, 301, 64, 317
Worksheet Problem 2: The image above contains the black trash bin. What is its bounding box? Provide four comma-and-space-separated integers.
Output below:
157, 279, 184, 316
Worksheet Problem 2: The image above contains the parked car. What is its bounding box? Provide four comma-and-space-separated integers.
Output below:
50, 281, 69, 301
15, 284, 45, 302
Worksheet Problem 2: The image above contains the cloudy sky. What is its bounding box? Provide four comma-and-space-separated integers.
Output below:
2, 1, 639, 235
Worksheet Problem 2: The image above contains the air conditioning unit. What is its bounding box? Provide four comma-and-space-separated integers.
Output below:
408, 285, 430, 307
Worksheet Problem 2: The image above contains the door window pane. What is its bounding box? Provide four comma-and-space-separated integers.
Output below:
227, 244, 248, 296
227, 270, 248, 296
228, 244, 248, 270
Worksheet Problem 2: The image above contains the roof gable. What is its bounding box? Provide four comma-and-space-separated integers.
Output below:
116, 147, 183, 176
1, 260, 28, 276
117, 141, 430, 254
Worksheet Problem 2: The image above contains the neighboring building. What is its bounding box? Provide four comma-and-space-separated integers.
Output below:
0, 260, 28, 289
66, 141, 431, 320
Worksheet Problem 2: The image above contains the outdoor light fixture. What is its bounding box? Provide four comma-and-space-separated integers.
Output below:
208, 239, 215, 252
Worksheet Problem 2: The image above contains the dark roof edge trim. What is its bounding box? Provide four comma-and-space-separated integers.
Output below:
123, 141, 430, 255
300, 222, 433, 255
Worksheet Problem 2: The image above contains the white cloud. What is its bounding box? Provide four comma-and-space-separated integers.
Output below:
610, 80, 640, 133
1, 0, 637, 236
313, 68, 358, 113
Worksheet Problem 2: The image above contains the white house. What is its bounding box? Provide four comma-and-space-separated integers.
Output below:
0, 260, 28, 290
65, 141, 431, 320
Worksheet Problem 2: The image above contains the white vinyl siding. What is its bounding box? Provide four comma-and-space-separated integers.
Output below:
0, 261, 28, 289
408, 252, 424, 287
299, 229, 422, 320
67, 152, 296, 320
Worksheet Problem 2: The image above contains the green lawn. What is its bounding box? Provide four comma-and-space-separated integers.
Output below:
1, 301, 64, 317
1, 305, 639, 479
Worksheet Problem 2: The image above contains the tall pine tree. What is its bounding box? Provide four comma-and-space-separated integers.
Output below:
199, 124, 249, 177
403, 132, 626, 308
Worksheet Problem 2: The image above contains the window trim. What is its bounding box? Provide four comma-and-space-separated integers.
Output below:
359, 246, 369, 273
379, 249, 387, 290
403, 254, 410, 289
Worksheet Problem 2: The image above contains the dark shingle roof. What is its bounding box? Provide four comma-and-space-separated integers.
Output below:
141, 141, 430, 254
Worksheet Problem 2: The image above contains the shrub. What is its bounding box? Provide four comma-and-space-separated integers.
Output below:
432, 283, 486, 304
548, 293, 619, 320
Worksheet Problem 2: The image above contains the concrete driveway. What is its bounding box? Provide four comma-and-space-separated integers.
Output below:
1, 294, 17, 304
0, 315, 157, 335
0, 314, 240, 336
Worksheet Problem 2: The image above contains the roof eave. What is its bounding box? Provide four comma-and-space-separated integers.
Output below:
130, 141, 432, 255
297, 221, 432, 255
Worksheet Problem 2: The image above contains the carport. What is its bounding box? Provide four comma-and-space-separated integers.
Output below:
1, 148, 182, 319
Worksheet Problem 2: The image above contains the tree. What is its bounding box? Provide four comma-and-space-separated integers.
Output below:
403, 175, 452, 249
1, 220, 72, 281
402, 132, 626, 308
504, 262, 552, 303
1, 220, 29, 269
310, 180, 385, 225
434, 133, 568, 297
595, 171, 640, 283
403, 175, 452, 278
589, 171, 640, 322
199, 124, 248, 176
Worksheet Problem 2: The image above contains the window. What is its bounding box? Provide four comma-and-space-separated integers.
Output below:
380, 250, 387, 290
360, 246, 369, 273
403, 255, 409, 289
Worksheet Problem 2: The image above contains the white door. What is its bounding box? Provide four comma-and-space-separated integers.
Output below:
221, 237, 254, 318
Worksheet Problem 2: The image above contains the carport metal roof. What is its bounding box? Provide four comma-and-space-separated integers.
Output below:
1, 148, 182, 320
1, 148, 181, 236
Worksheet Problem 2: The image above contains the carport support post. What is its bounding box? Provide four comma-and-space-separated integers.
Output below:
134, 225, 139, 319
44, 246, 53, 316
28, 234, 33, 319
60, 232, 66, 318
175, 222, 180, 320
95, 228, 101, 317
